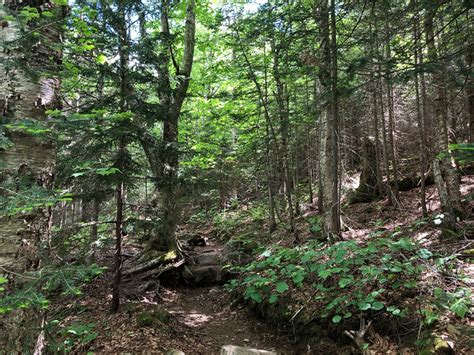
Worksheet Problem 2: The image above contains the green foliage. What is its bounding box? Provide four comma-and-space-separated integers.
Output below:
0, 184, 72, 217
0, 264, 105, 314
0, 277, 8, 293
4, 120, 51, 136
420, 287, 472, 325
48, 322, 97, 353
307, 215, 322, 235
227, 235, 471, 328
448, 143, 474, 166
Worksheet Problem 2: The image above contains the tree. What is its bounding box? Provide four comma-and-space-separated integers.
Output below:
0, 0, 64, 270
424, 2, 463, 233
316, 0, 341, 238
0, 0, 64, 349
140, 0, 196, 255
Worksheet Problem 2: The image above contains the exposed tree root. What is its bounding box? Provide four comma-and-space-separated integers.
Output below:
136, 259, 185, 280
344, 317, 372, 354
124, 252, 180, 277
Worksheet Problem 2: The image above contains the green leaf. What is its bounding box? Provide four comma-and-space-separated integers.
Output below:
96, 167, 120, 176
292, 272, 305, 285
372, 302, 384, 311
269, 294, 278, 304
358, 302, 371, 311
338, 277, 353, 288
450, 300, 469, 318
249, 291, 262, 303
0, 277, 7, 285
387, 306, 401, 315
318, 269, 332, 279
96, 54, 107, 64
332, 315, 342, 323
275, 282, 289, 293
418, 248, 433, 259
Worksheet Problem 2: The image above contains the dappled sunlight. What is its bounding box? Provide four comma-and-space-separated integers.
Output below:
177, 310, 213, 327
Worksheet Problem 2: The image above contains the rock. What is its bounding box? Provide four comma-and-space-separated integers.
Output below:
220, 345, 277, 355
209, 286, 220, 294
187, 234, 207, 247
190, 265, 223, 285
193, 251, 223, 266
182, 265, 194, 280
165, 351, 185, 355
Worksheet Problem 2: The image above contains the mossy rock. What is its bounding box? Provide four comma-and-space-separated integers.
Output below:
136, 312, 154, 327
154, 307, 171, 323
136, 307, 170, 327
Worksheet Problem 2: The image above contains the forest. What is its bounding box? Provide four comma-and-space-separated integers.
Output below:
0, 0, 473, 353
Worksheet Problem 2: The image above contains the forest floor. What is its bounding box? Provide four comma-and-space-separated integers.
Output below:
55, 283, 298, 354
48, 175, 473, 354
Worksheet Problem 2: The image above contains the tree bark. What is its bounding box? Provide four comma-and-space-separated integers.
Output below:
0, 0, 63, 350
413, 6, 428, 217
316, 0, 341, 238
424, 5, 463, 232
271, 37, 298, 242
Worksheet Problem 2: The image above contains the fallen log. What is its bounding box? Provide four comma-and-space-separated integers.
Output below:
123, 252, 179, 276
138, 259, 185, 280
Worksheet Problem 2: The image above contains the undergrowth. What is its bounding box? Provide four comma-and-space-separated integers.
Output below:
226, 233, 472, 349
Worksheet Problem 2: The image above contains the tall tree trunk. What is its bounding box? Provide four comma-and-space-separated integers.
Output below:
369, 6, 383, 197
379, 71, 392, 203
88, 197, 100, 265
467, 46, 474, 142
317, 0, 341, 239
0, 3, 61, 270
111, 0, 131, 311
271, 38, 298, 241
413, 7, 428, 217
385, 39, 400, 204
111, 177, 124, 312
265, 118, 277, 232
424, 6, 463, 233
0, 0, 63, 350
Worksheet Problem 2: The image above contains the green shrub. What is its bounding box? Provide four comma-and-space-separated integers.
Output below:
227, 235, 471, 329
0, 264, 105, 314
48, 322, 97, 353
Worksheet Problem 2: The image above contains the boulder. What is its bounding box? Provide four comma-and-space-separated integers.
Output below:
193, 251, 223, 266
220, 345, 277, 355
185, 265, 224, 285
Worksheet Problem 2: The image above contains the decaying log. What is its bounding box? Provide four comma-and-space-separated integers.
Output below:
123, 254, 182, 277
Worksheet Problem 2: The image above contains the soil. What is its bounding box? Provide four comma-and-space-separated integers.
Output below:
52, 278, 302, 354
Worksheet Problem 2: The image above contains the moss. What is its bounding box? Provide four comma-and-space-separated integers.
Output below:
136, 312, 154, 327
136, 308, 170, 328
154, 307, 171, 324
164, 250, 177, 261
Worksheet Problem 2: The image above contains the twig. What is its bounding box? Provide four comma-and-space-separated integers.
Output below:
290, 289, 318, 323
0, 267, 39, 280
